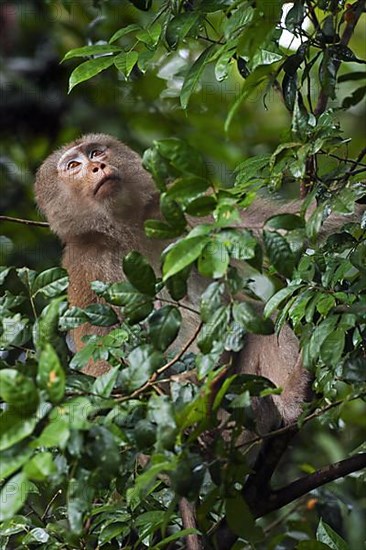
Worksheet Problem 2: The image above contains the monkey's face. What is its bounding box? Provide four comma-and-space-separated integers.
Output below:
57, 141, 122, 202
35, 134, 154, 240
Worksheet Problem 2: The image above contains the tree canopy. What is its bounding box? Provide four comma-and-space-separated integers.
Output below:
0, 1, 366, 549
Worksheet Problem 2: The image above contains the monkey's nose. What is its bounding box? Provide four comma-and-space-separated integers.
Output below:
92, 162, 106, 173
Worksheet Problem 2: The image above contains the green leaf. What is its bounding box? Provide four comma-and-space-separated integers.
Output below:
233, 302, 274, 334
33, 418, 70, 449
68, 57, 116, 92
320, 327, 345, 365
167, 176, 210, 204
58, 306, 89, 330
165, 13, 200, 49
185, 196, 217, 216
121, 344, 164, 391
264, 230, 296, 278
225, 493, 263, 541
92, 366, 119, 397
0, 447, 33, 480
136, 22, 161, 48
38, 344, 65, 403
200, 281, 225, 323
0, 411, 37, 451
62, 44, 121, 61
114, 51, 138, 78
123, 251, 157, 296
197, 240, 229, 278
144, 219, 184, 239
67, 471, 93, 534
282, 72, 298, 111
218, 229, 258, 260
0, 369, 39, 415
163, 236, 210, 281
23, 451, 57, 481
265, 213, 304, 230
84, 303, 118, 326
0, 266, 11, 285
166, 266, 190, 301
160, 193, 186, 229
317, 519, 349, 550
225, 62, 282, 132
155, 138, 206, 177
109, 24, 141, 43
148, 306, 182, 351
180, 45, 215, 109
0, 313, 31, 348
0, 472, 32, 521
198, 305, 230, 353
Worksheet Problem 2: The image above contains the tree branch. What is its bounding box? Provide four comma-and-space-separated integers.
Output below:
179, 498, 203, 550
314, 0, 365, 116
0, 215, 49, 227
254, 452, 366, 517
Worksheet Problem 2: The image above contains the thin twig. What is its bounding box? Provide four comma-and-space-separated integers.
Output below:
0, 215, 49, 227
116, 322, 203, 402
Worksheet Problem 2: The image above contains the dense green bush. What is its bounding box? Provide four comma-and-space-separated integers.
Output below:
1, 1, 365, 548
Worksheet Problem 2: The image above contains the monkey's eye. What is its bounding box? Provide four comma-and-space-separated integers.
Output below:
90, 149, 104, 159
67, 160, 80, 170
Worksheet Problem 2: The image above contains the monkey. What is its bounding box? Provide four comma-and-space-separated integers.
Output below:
34, 133, 328, 430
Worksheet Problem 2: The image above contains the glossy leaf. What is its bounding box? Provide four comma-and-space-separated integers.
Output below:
148, 306, 181, 351
123, 251, 157, 296
180, 45, 214, 109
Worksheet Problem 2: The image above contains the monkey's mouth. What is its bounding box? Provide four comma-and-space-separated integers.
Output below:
93, 175, 121, 196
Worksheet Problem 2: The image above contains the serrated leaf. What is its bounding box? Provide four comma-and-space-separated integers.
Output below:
148, 306, 182, 351
68, 57, 115, 92
123, 251, 157, 296
180, 45, 214, 109
163, 236, 210, 280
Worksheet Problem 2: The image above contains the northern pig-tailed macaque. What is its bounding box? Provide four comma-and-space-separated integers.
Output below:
35, 134, 313, 428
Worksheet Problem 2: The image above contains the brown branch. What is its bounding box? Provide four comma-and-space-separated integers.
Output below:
116, 322, 203, 402
239, 391, 366, 450
314, 0, 365, 116
0, 215, 49, 227
254, 452, 366, 517
179, 498, 202, 550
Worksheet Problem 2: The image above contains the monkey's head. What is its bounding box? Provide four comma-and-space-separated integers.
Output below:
35, 133, 155, 241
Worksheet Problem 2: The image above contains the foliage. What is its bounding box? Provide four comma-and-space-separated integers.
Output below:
1, 0, 366, 548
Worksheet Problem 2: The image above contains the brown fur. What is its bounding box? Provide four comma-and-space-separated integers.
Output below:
35, 134, 311, 426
